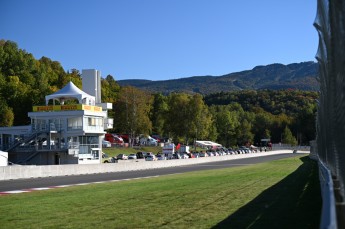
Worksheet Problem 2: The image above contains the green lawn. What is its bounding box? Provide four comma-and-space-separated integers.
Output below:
0, 155, 321, 228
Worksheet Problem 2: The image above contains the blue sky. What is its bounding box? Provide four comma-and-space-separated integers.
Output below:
1, 0, 317, 81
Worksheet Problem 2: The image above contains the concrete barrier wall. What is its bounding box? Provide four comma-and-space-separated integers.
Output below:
0, 150, 300, 181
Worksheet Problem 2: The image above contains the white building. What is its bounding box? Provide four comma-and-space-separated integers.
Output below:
0, 69, 113, 165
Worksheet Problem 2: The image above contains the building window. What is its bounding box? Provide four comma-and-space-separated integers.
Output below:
88, 117, 96, 126
68, 117, 82, 130
78, 136, 99, 159
84, 116, 104, 131
32, 119, 47, 132
49, 119, 64, 131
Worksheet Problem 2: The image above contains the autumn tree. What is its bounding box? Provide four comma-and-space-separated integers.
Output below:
188, 94, 214, 144
0, 99, 14, 126
113, 86, 153, 146
101, 75, 120, 103
164, 93, 191, 144
164, 93, 213, 145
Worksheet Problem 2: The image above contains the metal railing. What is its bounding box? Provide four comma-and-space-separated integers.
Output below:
318, 156, 337, 229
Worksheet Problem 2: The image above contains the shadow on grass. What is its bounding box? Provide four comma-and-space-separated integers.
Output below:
212, 156, 321, 229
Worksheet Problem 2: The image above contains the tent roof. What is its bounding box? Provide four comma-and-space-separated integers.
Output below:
195, 140, 222, 147
45, 81, 95, 105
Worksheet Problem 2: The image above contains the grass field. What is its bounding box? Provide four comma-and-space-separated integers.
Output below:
0, 155, 321, 228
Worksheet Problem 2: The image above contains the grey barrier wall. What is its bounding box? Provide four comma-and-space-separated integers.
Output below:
0, 150, 295, 181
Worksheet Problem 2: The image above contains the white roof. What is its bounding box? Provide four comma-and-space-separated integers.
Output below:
45, 81, 95, 105
196, 140, 222, 147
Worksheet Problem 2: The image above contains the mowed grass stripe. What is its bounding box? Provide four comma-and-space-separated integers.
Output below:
0, 155, 321, 229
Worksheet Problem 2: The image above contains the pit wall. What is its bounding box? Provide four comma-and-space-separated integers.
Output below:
0, 150, 303, 180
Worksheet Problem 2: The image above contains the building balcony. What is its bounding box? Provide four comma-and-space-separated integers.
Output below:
104, 118, 114, 129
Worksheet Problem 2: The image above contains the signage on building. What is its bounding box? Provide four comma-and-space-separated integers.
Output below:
33, 105, 102, 112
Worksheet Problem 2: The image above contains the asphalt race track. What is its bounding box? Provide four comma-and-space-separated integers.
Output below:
0, 153, 306, 193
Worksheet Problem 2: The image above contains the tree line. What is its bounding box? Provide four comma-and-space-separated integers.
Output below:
0, 40, 317, 147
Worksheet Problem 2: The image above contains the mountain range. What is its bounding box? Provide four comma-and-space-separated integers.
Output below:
117, 61, 319, 95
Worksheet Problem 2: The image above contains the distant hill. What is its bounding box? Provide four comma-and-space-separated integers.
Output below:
118, 61, 319, 95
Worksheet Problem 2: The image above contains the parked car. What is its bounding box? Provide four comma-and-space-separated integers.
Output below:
239, 146, 250, 154
104, 133, 124, 144
172, 153, 179, 159
139, 136, 158, 146
102, 140, 112, 148
119, 134, 129, 143
116, 154, 128, 160
102, 153, 112, 163
199, 152, 208, 157
192, 152, 199, 158
128, 154, 137, 160
187, 153, 195, 158
151, 135, 161, 143
145, 155, 157, 161
136, 151, 146, 159
156, 154, 166, 160
179, 153, 189, 159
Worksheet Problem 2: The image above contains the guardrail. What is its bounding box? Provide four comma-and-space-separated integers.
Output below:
318, 158, 337, 229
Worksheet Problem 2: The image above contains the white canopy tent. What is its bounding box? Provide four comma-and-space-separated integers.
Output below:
195, 140, 222, 149
45, 81, 95, 105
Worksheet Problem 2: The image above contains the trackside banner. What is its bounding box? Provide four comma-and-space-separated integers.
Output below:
32, 105, 102, 112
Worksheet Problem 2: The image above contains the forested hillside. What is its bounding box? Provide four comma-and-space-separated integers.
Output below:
0, 40, 317, 147
204, 90, 318, 116
118, 62, 319, 94
0, 40, 120, 126
203, 90, 318, 145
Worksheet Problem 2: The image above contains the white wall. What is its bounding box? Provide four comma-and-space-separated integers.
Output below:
82, 69, 101, 104
0, 150, 303, 180
0, 151, 8, 166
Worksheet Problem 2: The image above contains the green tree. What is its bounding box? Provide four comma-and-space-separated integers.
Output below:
164, 93, 191, 144
270, 113, 292, 143
164, 93, 213, 145
237, 119, 254, 146
282, 126, 297, 146
252, 110, 274, 144
66, 69, 82, 88
101, 74, 120, 103
101, 75, 120, 120
292, 103, 317, 144
211, 105, 240, 147
188, 94, 213, 144
151, 93, 168, 137
0, 100, 14, 126
113, 86, 153, 146
2, 75, 32, 125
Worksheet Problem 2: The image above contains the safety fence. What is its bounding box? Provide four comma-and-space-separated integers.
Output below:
314, 0, 345, 228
